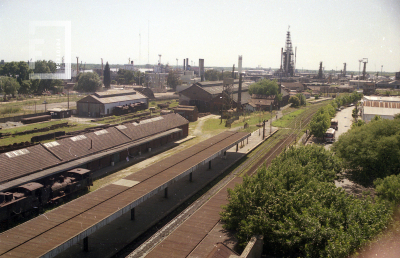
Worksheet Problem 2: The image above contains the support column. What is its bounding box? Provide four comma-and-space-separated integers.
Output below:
236, 144, 238, 152
189, 172, 193, 182
83, 237, 89, 252
131, 208, 135, 220
164, 187, 168, 198
208, 160, 211, 169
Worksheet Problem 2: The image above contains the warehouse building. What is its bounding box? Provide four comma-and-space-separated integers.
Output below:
178, 82, 251, 112
361, 96, 400, 122
77, 90, 148, 117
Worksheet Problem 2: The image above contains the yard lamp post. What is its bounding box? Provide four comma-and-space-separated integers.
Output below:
43, 100, 47, 112
358, 59, 362, 90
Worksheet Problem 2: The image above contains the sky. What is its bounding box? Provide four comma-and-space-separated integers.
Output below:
0, 0, 399, 72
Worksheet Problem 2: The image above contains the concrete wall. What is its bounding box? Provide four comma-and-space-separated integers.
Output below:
229, 235, 263, 258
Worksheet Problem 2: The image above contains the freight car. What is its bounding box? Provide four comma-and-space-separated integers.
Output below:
21, 114, 52, 124
0, 168, 92, 222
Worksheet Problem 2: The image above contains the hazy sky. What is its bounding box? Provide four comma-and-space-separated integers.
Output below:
0, 0, 399, 72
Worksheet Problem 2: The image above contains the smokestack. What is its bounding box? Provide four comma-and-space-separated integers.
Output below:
183, 59, 186, 71
294, 46, 297, 76
238, 55, 242, 75
238, 73, 242, 111
280, 48, 283, 70
232, 64, 235, 79
186, 58, 189, 70
199, 59, 205, 82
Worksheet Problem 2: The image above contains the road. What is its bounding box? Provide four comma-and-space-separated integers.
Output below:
325, 106, 354, 150
335, 106, 354, 140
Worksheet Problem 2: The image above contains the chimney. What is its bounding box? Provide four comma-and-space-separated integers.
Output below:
238, 73, 243, 111
238, 55, 242, 75
199, 59, 205, 82
183, 59, 186, 71
186, 58, 189, 70
232, 64, 235, 79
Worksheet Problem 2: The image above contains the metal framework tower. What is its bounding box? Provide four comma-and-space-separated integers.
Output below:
283, 27, 295, 77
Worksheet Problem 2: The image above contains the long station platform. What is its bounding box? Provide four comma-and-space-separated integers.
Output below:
0, 131, 249, 258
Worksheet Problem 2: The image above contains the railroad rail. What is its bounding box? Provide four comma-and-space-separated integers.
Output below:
130, 102, 327, 257
0, 131, 250, 258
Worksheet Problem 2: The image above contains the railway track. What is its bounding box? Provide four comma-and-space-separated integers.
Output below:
120, 101, 329, 258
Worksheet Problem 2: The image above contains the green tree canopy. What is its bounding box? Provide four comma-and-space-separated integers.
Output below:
205, 69, 219, 81
221, 145, 390, 257
0, 76, 20, 100
103, 62, 111, 88
332, 118, 400, 186
309, 108, 331, 138
167, 70, 181, 91
295, 93, 306, 106
289, 95, 300, 107
117, 69, 135, 84
75, 72, 102, 92
248, 79, 280, 96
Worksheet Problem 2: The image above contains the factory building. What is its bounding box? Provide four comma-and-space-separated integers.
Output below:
0, 113, 189, 187
361, 96, 400, 122
178, 80, 251, 112
77, 90, 148, 117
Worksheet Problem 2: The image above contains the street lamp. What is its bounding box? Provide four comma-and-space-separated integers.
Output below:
43, 100, 47, 112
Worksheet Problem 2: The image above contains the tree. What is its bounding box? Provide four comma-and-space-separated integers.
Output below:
167, 70, 181, 91
289, 95, 300, 107
309, 108, 330, 138
205, 69, 219, 81
75, 72, 102, 92
351, 119, 366, 128
248, 79, 279, 96
117, 69, 135, 84
103, 62, 111, 88
295, 93, 306, 106
221, 145, 390, 257
0, 76, 20, 100
19, 80, 32, 94
332, 118, 400, 186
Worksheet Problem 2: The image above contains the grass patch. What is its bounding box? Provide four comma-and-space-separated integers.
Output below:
272, 108, 305, 127
0, 107, 22, 115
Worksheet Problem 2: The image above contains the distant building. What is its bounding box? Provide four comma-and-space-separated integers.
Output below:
0, 60, 4, 65
146, 72, 168, 92
77, 89, 148, 117
178, 81, 251, 112
361, 96, 400, 122
123, 61, 135, 71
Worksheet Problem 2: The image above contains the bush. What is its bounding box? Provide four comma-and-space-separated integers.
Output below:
289, 95, 300, 107
374, 175, 400, 205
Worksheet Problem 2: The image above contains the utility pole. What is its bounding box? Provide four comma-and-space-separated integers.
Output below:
381, 65, 383, 78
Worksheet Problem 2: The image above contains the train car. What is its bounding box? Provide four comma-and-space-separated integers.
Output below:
0, 168, 92, 222
21, 115, 52, 124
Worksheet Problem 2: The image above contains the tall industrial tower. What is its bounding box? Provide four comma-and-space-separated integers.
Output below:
282, 28, 295, 77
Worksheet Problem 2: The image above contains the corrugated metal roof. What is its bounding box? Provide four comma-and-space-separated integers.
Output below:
0, 114, 189, 184
0, 131, 250, 258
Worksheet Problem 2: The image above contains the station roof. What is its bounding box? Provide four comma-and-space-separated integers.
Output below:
0, 114, 188, 185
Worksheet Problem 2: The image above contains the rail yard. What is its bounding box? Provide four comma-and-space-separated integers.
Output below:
0, 101, 328, 258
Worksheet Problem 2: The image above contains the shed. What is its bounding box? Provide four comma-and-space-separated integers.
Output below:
48, 108, 72, 119
77, 90, 148, 117
174, 105, 198, 122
